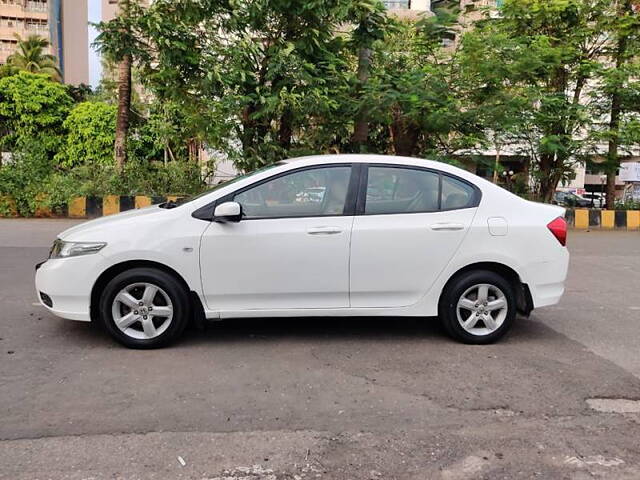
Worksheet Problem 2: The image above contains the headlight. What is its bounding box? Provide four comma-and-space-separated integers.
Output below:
49, 239, 106, 259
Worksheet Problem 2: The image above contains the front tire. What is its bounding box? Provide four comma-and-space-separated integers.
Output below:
99, 267, 190, 349
439, 270, 516, 344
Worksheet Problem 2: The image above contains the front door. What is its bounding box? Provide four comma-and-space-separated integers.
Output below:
350, 165, 478, 308
200, 165, 355, 312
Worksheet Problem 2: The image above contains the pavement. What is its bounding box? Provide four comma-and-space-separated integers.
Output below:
1, 219, 639, 480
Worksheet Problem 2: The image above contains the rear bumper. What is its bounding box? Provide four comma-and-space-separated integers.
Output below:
523, 248, 570, 309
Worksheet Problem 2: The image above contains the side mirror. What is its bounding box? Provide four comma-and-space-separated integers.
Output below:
213, 201, 242, 223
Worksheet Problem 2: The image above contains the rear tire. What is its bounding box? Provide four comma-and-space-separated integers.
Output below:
99, 267, 190, 349
439, 270, 516, 344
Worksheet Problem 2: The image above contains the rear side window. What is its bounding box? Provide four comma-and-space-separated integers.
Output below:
363, 166, 478, 215
441, 175, 476, 210
365, 167, 439, 215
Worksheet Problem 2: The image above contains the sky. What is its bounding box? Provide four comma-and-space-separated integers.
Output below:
87, 0, 101, 88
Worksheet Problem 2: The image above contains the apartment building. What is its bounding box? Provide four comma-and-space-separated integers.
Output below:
383, 0, 431, 17
0, 0, 88, 85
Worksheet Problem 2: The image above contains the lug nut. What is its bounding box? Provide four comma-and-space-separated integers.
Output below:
148, 306, 153, 311
143, 315, 148, 320
139, 302, 144, 306
134, 310, 138, 315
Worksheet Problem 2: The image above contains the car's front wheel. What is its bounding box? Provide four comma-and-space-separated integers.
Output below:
439, 270, 516, 344
99, 267, 190, 348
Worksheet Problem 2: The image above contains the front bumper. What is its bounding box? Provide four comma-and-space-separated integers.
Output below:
34, 254, 105, 322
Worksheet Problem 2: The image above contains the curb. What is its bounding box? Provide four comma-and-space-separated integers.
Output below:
1, 195, 183, 219
566, 208, 640, 230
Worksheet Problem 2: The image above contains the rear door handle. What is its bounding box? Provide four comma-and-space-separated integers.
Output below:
430, 223, 464, 231
307, 226, 343, 235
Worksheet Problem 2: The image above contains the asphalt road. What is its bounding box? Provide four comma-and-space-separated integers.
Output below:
1, 219, 639, 480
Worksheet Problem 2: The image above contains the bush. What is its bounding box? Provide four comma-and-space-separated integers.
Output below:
0, 154, 210, 216
55, 102, 117, 168
614, 200, 640, 211
0, 138, 58, 216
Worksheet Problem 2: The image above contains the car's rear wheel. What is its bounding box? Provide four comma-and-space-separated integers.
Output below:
439, 270, 516, 344
99, 267, 190, 349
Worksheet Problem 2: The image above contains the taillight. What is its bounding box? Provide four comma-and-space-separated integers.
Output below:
547, 216, 567, 246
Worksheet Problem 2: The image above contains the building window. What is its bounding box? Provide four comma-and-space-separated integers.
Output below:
383, 0, 410, 9
26, 1, 49, 13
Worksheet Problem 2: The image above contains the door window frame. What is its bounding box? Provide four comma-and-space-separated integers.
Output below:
356, 163, 482, 216
193, 163, 363, 221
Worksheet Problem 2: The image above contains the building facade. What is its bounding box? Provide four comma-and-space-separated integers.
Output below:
383, 0, 430, 13
0, 0, 88, 85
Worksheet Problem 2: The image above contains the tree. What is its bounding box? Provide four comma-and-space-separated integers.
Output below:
349, 0, 389, 152
114, 0, 134, 171
0, 71, 72, 152
95, 0, 364, 171
357, 6, 488, 159
95, 0, 140, 170
0, 72, 73, 216
55, 102, 117, 168
598, 0, 640, 208
459, 0, 614, 202
6, 34, 61, 82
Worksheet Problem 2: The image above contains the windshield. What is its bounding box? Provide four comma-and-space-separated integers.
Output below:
175, 163, 283, 206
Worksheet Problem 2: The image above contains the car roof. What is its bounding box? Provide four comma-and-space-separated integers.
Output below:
187, 154, 518, 210
281, 154, 481, 180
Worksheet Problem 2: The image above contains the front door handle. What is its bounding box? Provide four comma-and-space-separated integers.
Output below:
307, 226, 343, 235
430, 223, 464, 231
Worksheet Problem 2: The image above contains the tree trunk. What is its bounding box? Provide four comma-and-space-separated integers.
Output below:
278, 109, 293, 150
352, 46, 372, 151
538, 66, 570, 202
390, 106, 419, 156
605, 0, 632, 210
538, 153, 558, 203
114, 53, 131, 170
114, 0, 132, 171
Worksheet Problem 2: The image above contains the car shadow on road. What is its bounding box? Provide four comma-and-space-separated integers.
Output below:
57, 313, 554, 349
178, 314, 555, 347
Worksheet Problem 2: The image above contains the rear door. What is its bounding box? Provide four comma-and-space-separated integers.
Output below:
349, 165, 480, 308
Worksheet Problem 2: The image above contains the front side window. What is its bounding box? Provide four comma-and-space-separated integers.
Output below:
234, 166, 352, 219
365, 166, 440, 215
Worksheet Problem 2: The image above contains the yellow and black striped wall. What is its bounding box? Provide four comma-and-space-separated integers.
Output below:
9, 196, 183, 219
565, 208, 640, 230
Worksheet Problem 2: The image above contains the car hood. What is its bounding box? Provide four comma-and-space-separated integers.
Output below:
59, 205, 166, 241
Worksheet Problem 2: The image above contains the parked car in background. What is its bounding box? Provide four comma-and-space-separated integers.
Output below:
35, 155, 569, 348
553, 191, 591, 208
582, 192, 605, 208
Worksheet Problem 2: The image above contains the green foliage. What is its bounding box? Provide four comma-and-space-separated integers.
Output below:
360, 18, 485, 157
0, 72, 73, 152
55, 102, 117, 168
458, 0, 616, 201
94, 0, 381, 171
0, 138, 58, 216
45, 160, 208, 198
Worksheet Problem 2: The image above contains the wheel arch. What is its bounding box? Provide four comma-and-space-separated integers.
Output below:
439, 261, 533, 316
89, 260, 206, 325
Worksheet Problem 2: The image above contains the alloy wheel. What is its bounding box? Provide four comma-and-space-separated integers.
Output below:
456, 283, 508, 336
111, 282, 174, 340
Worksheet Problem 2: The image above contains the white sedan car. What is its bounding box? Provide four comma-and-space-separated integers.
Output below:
35, 155, 569, 348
